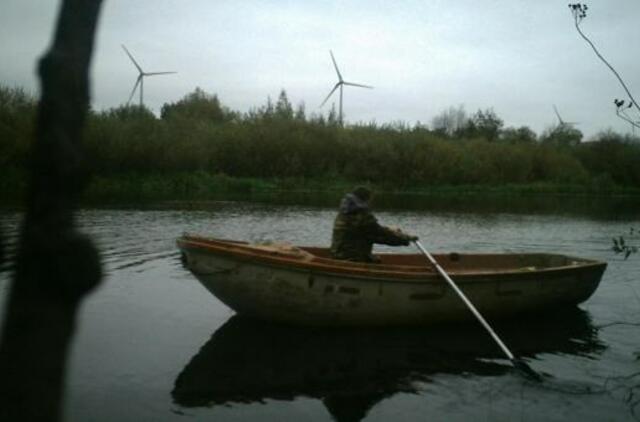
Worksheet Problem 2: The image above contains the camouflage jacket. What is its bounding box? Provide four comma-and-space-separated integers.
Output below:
330, 193, 411, 263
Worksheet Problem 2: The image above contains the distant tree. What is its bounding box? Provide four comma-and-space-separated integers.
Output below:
461, 108, 504, 141
327, 103, 339, 126
160, 87, 231, 122
294, 102, 306, 121
263, 96, 274, 118
412, 121, 430, 133
275, 89, 294, 120
431, 105, 467, 137
308, 111, 326, 125
0, 86, 38, 168
500, 126, 537, 144
540, 124, 583, 148
575, 129, 640, 186
106, 104, 156, 121
0, 86, 37, 113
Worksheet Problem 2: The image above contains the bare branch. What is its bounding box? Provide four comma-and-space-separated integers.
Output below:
614, 101, 640, 129
569, 4, 640, 117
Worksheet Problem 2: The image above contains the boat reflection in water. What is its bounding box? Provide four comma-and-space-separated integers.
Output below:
172, 308, 604, 421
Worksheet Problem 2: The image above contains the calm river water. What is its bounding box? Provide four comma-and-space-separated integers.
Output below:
0, 196, 639, 421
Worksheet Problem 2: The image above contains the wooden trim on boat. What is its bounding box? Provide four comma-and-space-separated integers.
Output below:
177, 235, 606, 283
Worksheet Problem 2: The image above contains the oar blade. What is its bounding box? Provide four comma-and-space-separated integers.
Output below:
512, 358, 544, 382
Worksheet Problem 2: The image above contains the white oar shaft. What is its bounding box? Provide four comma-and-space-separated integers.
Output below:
414, 241, 515, 361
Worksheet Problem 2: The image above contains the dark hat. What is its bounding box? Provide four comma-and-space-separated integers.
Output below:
352, 186, 372, 201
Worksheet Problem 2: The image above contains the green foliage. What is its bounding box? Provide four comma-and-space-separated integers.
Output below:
275, 89, 294, 120
161, 87, 235, 122
0, 86, 37, 168
500, 126, 537, 144
575, 130, 640, 187
431, 107, 504, 142
83, 171, 270, 202
531, 145, 589, 184
2, 83, 640, 202
460, 108, 504, 141
540, 125, 583, 148
104, 104, 156, 121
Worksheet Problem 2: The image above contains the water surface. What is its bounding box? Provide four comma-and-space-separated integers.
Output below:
0, 199, 639, 421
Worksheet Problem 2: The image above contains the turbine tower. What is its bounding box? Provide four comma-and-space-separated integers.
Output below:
122, 44, 177, 107
320, 50, 373, 125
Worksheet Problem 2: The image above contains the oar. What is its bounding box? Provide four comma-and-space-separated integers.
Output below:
414, 240, 542, 381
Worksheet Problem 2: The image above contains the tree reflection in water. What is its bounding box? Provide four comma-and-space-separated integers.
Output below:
172, 308, 604, 422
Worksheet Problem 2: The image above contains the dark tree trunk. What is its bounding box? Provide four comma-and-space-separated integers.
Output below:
0, 1, 104, 421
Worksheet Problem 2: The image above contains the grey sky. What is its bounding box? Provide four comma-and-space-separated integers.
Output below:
1, 0, 639, 138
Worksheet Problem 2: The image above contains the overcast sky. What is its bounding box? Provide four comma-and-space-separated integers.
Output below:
1, 0, 639, 138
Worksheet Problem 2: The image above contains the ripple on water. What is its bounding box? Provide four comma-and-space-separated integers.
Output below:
0, 204, 639, 421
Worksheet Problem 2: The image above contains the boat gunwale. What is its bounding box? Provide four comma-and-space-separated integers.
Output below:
177, 236, 607, 283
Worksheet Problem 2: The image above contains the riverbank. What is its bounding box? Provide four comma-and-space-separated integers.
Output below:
3, 169, 640, 208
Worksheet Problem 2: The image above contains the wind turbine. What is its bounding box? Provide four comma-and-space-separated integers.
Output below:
122, 44, 176, 107
320, 50, 373, 125
553, 104, 579, 129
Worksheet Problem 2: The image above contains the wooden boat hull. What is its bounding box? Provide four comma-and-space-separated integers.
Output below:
177, 235, 606, 326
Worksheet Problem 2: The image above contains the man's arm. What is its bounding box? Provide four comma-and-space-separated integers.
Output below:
360, 212, 416, 246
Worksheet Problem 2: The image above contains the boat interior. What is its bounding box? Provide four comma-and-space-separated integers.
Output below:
302, 247, 590, 272
180, 234, 601, 275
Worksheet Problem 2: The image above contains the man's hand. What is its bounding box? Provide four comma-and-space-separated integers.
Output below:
400, 233, 418, 245
389, 227, 418, 244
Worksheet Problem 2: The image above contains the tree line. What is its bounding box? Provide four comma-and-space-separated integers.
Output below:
2, 84, 640, 196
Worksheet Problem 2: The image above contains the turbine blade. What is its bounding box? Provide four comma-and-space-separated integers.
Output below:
144, 71, 177, 76
553, 104, 564, 124
329, 50, 343, 82
122, 44, 143, 74
343, 81, 373, 89
127, 75, 142, 105
320, 83, 341, 107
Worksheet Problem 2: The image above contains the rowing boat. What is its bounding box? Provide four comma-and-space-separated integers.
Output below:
177, 234, 606, 326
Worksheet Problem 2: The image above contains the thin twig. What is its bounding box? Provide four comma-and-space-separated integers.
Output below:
571, 6, 640, 116
616, 110, 640, 129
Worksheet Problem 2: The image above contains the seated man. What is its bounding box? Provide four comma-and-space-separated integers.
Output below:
330, 186, 418, 263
